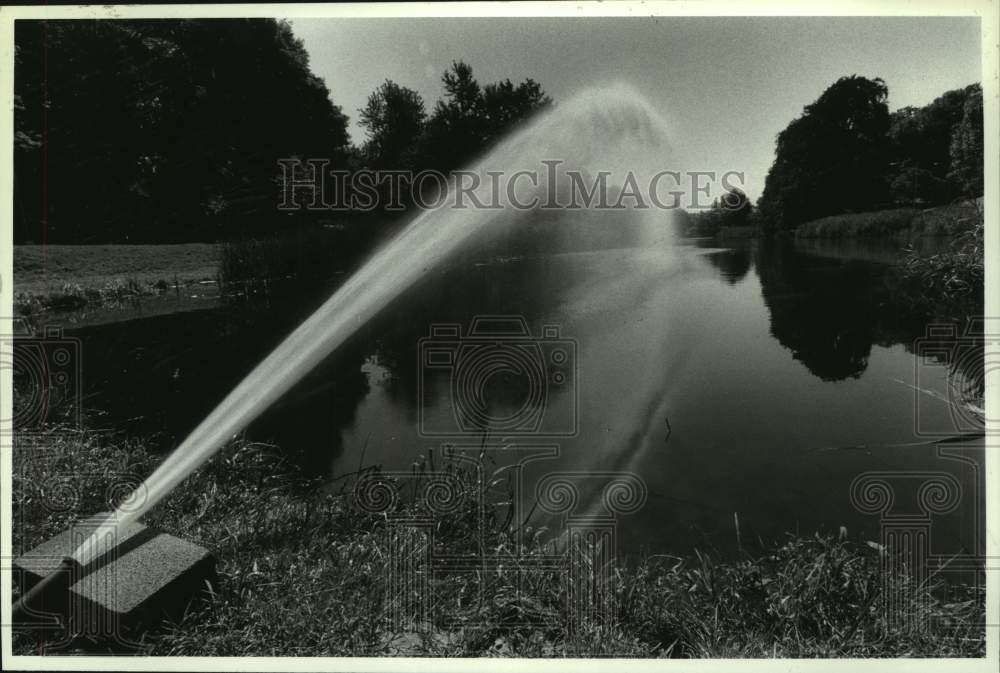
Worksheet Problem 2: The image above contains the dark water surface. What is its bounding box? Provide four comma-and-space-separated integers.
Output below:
59, 225, 984, 563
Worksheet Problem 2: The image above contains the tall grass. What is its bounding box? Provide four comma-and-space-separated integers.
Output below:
12, 428, 985, 657
899, 216, 984, 307
794, 208, 920, 239
795, 201, 981, 240
895, 207, 985, 418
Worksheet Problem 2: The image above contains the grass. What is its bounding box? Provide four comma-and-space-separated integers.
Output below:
794, 208, 921, 239
894, 208, 985, 381
900, 220, 984, 303
12, 427, 986, 658
13, 244, 219, 315
794, 201, 981, 240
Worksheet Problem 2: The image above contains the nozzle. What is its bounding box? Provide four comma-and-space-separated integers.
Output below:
11, 557, 82, 628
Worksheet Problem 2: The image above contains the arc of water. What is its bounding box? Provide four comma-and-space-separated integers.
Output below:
72, 85, 673, 566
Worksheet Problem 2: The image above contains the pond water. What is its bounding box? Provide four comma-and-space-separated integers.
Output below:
52, 216, 983, 563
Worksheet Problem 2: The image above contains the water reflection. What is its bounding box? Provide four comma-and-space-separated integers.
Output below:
702, 247, 752, 285
54, 225, 982, 560
695, 238, 964, 383
756, 241, 895, 381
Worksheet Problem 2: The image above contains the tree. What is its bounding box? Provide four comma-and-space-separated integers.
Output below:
887, 83, 981, 205
442, 61, 483, 115
481, 78, 550, 138
692, 199, 725, 236
358, 80, 427, 171
686, 188, 753, 236
757, 75, 890, 232
14, 19, 351, 243
948, 86, 984, 198
421, 61, 550, 171
421, 62, 486, 171
720, 187, 753, 228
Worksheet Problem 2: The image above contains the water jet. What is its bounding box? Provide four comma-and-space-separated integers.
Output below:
11, 85, 672, 638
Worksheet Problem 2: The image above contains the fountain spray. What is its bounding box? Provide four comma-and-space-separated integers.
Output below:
11, 85, 672, 627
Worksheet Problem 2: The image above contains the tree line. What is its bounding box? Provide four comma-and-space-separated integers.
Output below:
359, 61, 550, 173
17, 21, 979, 245
680, 75, 983, 238
349, 62, 549, 210
756, 75, 983, 234
14, 19, 550, 244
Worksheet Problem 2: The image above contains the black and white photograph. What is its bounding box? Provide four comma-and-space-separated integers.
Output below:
1, 1, 997, 667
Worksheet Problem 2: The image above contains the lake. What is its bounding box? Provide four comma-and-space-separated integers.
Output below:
49, 216, 984, 566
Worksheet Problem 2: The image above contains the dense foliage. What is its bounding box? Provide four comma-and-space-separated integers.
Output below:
15, 19, 351, 243
757, 76, 891, 232
419, 61, 551, 171
358, 62, 550, 173
679, 187, 755, 236
757, 77, 982, 234
14, 25, 551, 245
888, 84, 983, 205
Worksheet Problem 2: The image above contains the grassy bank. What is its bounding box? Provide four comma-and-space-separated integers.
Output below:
13, 244, 219, 314
794, 201, 981, 240
895, 211, 985, 335
13, 428, 985, 657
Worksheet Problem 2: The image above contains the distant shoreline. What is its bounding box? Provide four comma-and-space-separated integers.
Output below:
13, 243, 220, 318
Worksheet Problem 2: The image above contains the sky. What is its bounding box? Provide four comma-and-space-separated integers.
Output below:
290, 16, 982, 203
